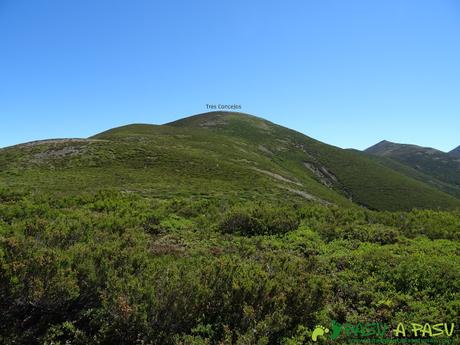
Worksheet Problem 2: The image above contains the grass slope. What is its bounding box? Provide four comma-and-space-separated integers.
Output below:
167, 111, 460, 210
365, 140, 460, 199
449, 145, 460, 157
0, 111, 459, 211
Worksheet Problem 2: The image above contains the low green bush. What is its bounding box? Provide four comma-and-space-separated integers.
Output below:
0, 191, 458, 344
219, 204, 300, 236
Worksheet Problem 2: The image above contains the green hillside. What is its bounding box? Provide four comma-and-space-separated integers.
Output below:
0, 112, 459, 211
365, 140, 460, 199
167, 111, 460, 210
449, 145, 460, 157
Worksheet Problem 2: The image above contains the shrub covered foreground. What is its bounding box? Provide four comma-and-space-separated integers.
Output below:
0, 190, 459, 344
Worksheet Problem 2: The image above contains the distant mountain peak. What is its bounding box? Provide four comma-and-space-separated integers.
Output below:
365, 139, 460, 199
364, 140, 400, 155
365, 140, 444, 156
449, 146, 460, 157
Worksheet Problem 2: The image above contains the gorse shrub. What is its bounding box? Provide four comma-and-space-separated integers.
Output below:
219, 204, 300, 236
0, 190, 459, 344
316, 223, 400, 244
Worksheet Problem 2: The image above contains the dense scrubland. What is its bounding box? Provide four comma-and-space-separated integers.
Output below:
1, 189, 459, 344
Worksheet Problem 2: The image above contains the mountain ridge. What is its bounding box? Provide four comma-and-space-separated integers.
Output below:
365, 139, 460, 199
365, 140, 444, 156
450, 145, 460, 157
1, 111, 459, 211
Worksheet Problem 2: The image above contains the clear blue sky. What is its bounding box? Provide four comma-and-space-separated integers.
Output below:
1, 0, 459, 151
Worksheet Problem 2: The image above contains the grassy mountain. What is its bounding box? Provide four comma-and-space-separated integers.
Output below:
0, 112, 459, 211
165, 112, 460, 210
365, 140, 460, 199
450, 145, 460, 157
365, 140, 445, 156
